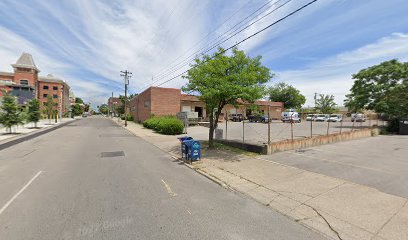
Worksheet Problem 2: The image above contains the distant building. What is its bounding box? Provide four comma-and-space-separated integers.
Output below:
0, 53, 72, 117
128, 86, 284, 122
107, 97, 122, 115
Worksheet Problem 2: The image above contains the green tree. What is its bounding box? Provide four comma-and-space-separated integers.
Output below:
316, 94, 336, 114
44, 95, 56, 123
345, 59, 408, 118
98, 104, 109, 114
182, 47, 272, 148
71, 103, 83, 116
27, 99, 41, 128
268, 82, 306, 109
0, 92, 24, 133
75, 97, 84, 104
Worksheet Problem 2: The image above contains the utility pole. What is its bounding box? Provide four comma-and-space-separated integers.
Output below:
111, 92, 113, 118
120, 70, 132, 127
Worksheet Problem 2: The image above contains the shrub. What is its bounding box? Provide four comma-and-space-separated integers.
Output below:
143, 116, 184, 135
120, 114, 133, 121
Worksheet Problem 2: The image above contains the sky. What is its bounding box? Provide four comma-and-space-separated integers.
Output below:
0, 0, 407, 107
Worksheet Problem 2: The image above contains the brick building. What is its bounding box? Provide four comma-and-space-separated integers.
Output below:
107, 97, 122, 116
128, 86, 284, 122
0, 53, 72, 116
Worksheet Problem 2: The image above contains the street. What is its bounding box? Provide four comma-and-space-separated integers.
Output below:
0, 117, 326, 240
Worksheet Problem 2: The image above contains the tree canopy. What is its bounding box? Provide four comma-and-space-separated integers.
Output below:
0, 92, 24, 133
98, 104, 109, 115
27, 99, 41, 127
268, 82, 305, 109
345, 59, 408, 118
182, 47, 272, 148
316, 94, 336, 114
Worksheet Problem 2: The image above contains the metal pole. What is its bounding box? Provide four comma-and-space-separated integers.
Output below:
327, 119, 330, 136
242, 118, 245, 144
310, 116, 313, 138
268, 105, 271, 145
290, 115, 294, 142
225, 109, 228, 140
111, 92, 113, 118
340, 114, 343, 134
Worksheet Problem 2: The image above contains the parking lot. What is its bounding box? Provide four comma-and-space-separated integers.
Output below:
216, 118, 384, 145
260, 135, 408, 198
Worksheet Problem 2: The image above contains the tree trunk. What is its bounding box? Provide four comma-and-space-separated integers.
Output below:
208, 112, 214, 149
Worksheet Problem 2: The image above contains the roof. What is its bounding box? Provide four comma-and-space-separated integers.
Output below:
39, 74, 64, 83
0, 72, 15, 76
180, 94, 200, 102
11, 53, 40, 72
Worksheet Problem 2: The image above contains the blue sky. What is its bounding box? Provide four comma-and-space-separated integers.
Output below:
0, 0, 407, 107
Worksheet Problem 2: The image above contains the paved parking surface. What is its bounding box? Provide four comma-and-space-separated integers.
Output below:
260, 135, 408, 198
216, 118, 384, 145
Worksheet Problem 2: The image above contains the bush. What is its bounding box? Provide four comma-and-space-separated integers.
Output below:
120, 114, 133, 121
143, 116, 184, 135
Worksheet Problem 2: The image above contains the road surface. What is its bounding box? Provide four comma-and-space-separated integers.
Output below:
0, 117, 326, 239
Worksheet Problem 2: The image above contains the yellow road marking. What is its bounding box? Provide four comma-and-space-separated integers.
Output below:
161, 179, 177, 197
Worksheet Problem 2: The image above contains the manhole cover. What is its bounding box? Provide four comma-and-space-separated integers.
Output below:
101, 151, 125, 158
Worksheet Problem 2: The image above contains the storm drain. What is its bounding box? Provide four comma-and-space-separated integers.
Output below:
101, 151, 125, 158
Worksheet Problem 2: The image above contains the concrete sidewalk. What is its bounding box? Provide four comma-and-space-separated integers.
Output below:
115, 118, 408, 240
0, 118, 77, 143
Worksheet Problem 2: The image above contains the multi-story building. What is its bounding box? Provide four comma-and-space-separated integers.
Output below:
0, 53, 72, 117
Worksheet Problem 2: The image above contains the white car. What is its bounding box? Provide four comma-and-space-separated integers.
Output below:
328, 114, 343, 122
314, 114, 328, 122
351, 113, 366, 122
306, 114, 315, 121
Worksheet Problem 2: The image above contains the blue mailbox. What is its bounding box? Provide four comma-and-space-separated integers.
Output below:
177, 136, 193, 159
185, 140, 201, 161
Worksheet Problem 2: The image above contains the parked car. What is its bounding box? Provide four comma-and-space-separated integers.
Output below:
328, 114, 343, 122
306, 114, 315, 121
248, 115, 269, 123
351, 113, 366, 122
82, 112, 88, 117
314, 114, 328, 122
281, 111, 301, 123
229, 114, 244, 122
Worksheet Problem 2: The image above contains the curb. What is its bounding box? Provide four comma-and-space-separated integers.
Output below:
0, 119, 78, 151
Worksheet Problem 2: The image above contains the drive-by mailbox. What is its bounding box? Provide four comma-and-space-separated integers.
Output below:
177, 136, 193, 159
184, 140, 201, 161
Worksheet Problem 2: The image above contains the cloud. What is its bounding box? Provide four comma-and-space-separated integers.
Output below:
274, 32, 408, 107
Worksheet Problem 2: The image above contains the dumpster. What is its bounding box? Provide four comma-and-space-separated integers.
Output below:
177, 136, 193, 159
400, 119, 408, 135
184, 140, 201, 161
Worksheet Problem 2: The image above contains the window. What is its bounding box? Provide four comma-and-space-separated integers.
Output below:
43, 85, 49, 90
144, 100, 150, 108
43, 94, 48, 98
20, 79, 29, 85
53, 94, 58, 99
53, 86, 58, 90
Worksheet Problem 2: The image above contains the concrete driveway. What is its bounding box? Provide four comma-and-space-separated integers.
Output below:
260, 135, 408, 198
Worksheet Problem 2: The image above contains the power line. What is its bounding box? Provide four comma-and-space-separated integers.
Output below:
151, 0, 281, 83
156, 0, 318, 88
151, 0, 291, 86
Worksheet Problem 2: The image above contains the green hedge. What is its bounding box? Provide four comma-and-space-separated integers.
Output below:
143, 116, 184, 135
120, 114, 134, 121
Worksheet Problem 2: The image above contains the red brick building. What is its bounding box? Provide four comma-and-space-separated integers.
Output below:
128, 86, 284, 122
0, 53, 72, 117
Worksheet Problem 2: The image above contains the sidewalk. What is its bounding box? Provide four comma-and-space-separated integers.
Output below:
115, 118, 408, 240
0, 118, 77, 142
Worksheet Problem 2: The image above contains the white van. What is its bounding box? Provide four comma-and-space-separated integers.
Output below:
328, 114, 343, 122
281, 111, 301, 123
351, 113, 366, 122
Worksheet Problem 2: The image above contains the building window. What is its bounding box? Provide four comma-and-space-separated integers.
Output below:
43, 94, 48, 98
43, 85, 49, 90
144, 100, 150, 108
53, 86, 58, 90
20, 79, 29, 85
53, 94, 58, 99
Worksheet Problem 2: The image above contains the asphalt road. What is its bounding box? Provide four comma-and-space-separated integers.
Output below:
261, 135, 408, 198
0, 117, 326, 240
